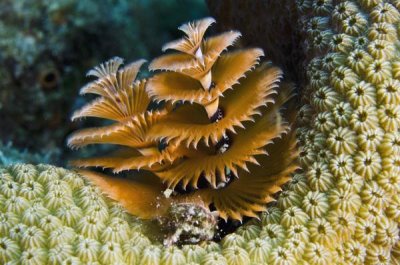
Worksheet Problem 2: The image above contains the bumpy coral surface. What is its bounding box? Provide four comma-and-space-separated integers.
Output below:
2, 1, 400, 265
0, 164, 148, 264
293, 0, 400, 264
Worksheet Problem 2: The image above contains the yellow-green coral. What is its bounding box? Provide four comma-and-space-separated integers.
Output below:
296, 0, 400, 264
0, 164, 145, 264
1, 156, 396, 265
1, 0, 400, 264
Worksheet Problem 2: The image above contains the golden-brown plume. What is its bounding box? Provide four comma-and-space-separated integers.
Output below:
68, 17, 298, 223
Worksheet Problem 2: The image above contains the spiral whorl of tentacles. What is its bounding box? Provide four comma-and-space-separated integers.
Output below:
68, 17, 297, 227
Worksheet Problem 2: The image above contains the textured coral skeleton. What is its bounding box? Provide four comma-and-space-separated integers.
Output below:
292, 0, 400, 264
67, 17, 298, 228
1, 1, 400, 264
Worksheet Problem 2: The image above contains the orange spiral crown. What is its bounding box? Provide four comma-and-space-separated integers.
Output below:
68, 17, 298, 222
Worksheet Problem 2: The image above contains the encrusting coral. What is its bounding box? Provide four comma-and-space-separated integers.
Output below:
292, 0, 400, 264
0, 164, 149, 264
67, 17, 298, 244
1, 1, 400, 264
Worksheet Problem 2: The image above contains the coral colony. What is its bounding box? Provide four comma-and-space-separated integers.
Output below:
0, 0, 400, 264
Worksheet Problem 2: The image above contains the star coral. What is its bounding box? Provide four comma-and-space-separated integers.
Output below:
1, 1, 400, 264
0, 164, 145, 264
294, 0, 400, 263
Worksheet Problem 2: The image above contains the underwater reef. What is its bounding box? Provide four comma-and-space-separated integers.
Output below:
0, 0, 400, 265
0, 0, 207, 164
